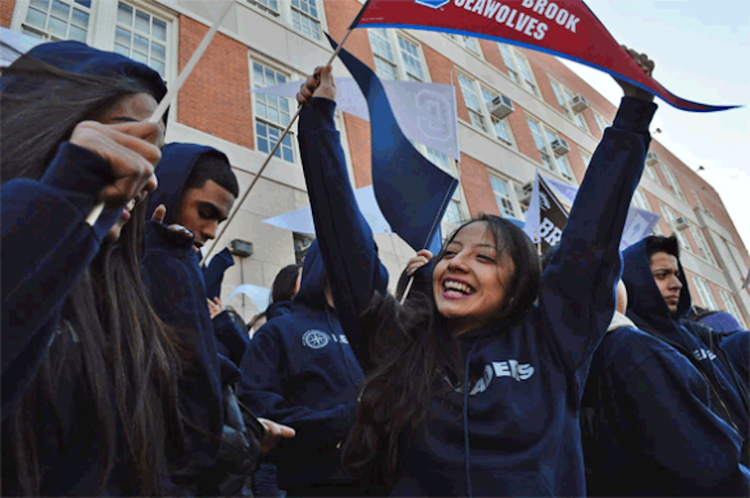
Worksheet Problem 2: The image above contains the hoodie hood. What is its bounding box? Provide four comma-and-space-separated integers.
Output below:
2, 41, 167, 112
699, 311, 743, 335
294, 240, 328, 310
621, 237, 691, 335
147, 142, 229, 225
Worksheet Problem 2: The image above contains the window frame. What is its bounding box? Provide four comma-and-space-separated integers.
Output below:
592, 109, 611, 134
719, 289, 748, 329
632, 188, 651, 211
367, 29, 430, 83
448, 33, 483, 57
549, 77, 589, 132
659, 163, 686, 201
692, 275, 719, 310
526, 116, 576, 183
456, 70, 516, 147
250, 58, 297, 164
691, 224, 718, 266
15, 0, 94, 43
418, 145, 469, 238
659, 203, 692, 252
489, 174, 523, 219
245, 0, 328, 43
496, 43, 540, 97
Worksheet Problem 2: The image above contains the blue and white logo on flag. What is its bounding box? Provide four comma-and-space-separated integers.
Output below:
415, 0, 450, 9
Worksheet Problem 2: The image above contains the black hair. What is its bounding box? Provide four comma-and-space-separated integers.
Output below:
2, 52, 183, 496
342, 214, 541, 486
184, 152, 240, 198
645, 235, 680, 262
272, 264, 303, 304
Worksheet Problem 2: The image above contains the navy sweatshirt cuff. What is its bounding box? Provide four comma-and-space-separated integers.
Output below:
614, 97, 658, 133
300, 98, 337, 131
41, 142, 115, 194
144, 220, 197, 257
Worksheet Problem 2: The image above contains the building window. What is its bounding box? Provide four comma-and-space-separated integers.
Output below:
490, 175, 519, 218
480, 87, 513, 145
549, 79, 589, 131
248, 0, 281, 16
593, 110, 610, 134
526, 118, 575, 182
449, 34, 482, 56
660, 164, 686, 201
632, 188, 651, 211
643, 163, 659, 182
692, 225, 717, 266
458, 72, 488, 132
368, 29, 427, 83
660, 203, 691, 251
580, 150, 592, 167
21, 0, 92, 42
114, 2, 169, 78
252, 61, 295, 163
497, 43, 539, 96
290, 0, 321, 41
719, 289, 748, 329
692, 276, 718, 310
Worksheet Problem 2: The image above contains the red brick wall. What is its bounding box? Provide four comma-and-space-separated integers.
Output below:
177, 17, 253, 149
1, 0, 15, 28
342, 113, 372, 188
459, 153, 500, 217
507, 105, 541, 164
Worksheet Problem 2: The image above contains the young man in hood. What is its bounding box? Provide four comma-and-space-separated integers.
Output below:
580, 236, 750, 496
143, 143, 294, 494
238, 240, 388, 497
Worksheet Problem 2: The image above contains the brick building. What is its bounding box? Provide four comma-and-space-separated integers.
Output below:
5, 0, 749, 327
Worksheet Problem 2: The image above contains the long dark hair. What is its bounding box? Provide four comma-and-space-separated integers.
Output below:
342, 214, 541, 487
2, 51, 183, 495
248, 264, 301, 331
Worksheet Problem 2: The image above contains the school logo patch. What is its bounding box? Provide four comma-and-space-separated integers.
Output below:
302, 330, 330, 349
415, 0, 450, 9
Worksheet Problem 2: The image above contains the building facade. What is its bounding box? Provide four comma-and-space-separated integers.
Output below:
5, 0, 749, 327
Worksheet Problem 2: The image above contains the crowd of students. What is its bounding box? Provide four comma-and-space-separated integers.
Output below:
1, 38, 748, 498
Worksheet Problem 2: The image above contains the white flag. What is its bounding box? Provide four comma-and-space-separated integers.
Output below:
252, 78, 460, 160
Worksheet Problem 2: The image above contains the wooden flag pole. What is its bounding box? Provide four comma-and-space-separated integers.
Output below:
201, 23, 361, 264
85, 0, 235, 227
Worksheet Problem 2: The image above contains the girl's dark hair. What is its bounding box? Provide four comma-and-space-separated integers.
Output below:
3, 53, 183, 496
273, 264, 303, 304
342, 214, 540, 487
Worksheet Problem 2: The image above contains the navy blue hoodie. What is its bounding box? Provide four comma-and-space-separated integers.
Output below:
142, 143, 248, 485
238, 240, 387, 493
1, 42, 166, 495
722, 331, 749, 385
297, 96, 654, 496
621, 238, 749, 463
581, 319, 750, 495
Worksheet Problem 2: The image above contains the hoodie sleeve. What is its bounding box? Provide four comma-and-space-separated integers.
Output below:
618, 343, 749, 495
297, 98, 389, 368
540, 97, 657, 373
212, 310, 250, 367
237, 327, 355, 453
141, 221, 224, 469
2, 143, 120, 421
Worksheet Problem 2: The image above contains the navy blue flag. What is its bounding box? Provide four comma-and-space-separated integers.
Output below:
327, 33, 458, 253
202, 247, 234, 300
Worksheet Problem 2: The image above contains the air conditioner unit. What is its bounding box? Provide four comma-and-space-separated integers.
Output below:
550, 138, 570, 157
675, 216, 690, 231
488, 94, 514, 120
646, 152, 659, 166
569, 94, 589, 112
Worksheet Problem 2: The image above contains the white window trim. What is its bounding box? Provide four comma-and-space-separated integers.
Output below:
455, 69, 516, 149
496, 43, 540, 97
490, 173, 523, 220
249, 55, 299, 164
245, 0, 329, 43
692, 275, 719, 310
368, 29, 431, 83
719, 289, 748, 329
691, 223, 718, 266
447, 33, 484, 59
632, 188, 651, 211
549, 77, 589, 132
659, 163, 686, 201
12, 0, 95, 43
592, 109, 611, 134
526, 115, 577, 184
659, 203, 692, 253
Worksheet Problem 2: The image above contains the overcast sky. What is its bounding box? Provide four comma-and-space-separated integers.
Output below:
558, 0, 749, 250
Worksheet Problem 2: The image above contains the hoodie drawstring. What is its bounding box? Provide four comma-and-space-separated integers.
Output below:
463, 342, 479, 498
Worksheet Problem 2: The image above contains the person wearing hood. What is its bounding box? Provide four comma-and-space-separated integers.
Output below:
580, 269, 750, 496
293, 45, 656, 496
247, 263, 303, 335
238, 240, 387, 497
1, 41, 183, 496
620, 235, 749, 461
693, 310, 749, 387
142, 142, 294, 494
